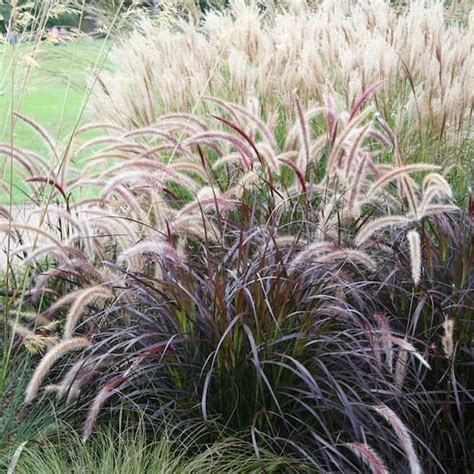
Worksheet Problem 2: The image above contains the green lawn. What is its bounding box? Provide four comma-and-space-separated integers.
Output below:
0, 38, 111, 202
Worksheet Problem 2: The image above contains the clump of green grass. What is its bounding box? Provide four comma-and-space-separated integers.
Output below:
2, 422, 298, 474
0, 350, 65, 452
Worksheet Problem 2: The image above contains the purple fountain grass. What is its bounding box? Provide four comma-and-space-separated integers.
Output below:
373, 405, 422, 474
24, 337, 92, 405
0, 88, 467, 471
345, 442, 389, 474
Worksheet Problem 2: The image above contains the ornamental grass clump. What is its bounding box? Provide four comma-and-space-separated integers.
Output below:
0, 88, 468, 470
90, 0, 474, 155
66, 222, 432, 472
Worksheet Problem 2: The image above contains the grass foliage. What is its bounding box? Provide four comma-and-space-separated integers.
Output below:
0, 0, 472, 472
2, 423, 296, 473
